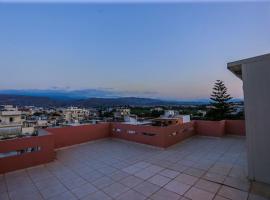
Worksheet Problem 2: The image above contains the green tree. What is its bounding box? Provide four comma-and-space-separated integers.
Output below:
206, 80, 233, 120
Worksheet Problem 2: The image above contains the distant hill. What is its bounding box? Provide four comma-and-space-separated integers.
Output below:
0, 89, 122, 100
0, 94, 66, 107
0, 94, 209, 108
73, 97, 171, 107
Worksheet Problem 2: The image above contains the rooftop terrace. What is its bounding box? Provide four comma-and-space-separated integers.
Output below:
1, 136, 265, 200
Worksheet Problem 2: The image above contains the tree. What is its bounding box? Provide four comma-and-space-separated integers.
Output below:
206, 80, 233, 120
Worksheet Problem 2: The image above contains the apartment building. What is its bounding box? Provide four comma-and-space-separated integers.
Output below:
0, 105, 22, 125
63, 106, 90, 123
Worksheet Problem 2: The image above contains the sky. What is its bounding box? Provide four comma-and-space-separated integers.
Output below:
0, 2, 270, 100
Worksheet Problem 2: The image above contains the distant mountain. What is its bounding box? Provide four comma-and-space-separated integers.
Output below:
0, 94, 65, 107
73, 97, 171, 107
0, 94, 209, 108
0, 89, 242, 107
0, 89, 121, 100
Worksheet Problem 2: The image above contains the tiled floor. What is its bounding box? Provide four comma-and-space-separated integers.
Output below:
0, 136, 268, 200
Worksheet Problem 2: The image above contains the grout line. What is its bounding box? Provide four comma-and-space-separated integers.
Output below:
3, 173, 11, 200
25, 168, 46, 200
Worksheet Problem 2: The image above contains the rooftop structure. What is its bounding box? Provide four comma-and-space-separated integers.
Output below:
228, 53, 270, 186
152, 110, 190, 126
123, 115, 152, 125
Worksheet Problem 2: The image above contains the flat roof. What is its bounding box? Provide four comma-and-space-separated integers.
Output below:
227, 53, 270, 80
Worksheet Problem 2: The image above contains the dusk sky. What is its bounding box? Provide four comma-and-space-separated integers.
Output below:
0, 2, 270, 100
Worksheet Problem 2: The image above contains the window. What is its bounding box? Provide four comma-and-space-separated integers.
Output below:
9, 117, 14, 122
127, 130, 136, 134
142, 132, 156, 136
0, 146, 41, 158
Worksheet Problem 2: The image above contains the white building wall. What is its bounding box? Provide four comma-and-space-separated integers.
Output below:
242, 58, 270, 184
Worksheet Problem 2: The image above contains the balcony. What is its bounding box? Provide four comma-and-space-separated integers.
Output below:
0, 121, 268, 200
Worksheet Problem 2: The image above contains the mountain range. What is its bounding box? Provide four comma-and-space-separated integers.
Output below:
0, 89, 242, 107
0, 94, 206, 108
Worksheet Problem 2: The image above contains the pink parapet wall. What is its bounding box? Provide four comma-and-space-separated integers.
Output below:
163, 122, 195, 147
194, 120, 226, 137
0, 134, 55, 174
110, 122, 195, 148
194, 120, 245, 137
225, 120, 245, 136
46, 123, 110, 149
110, 122, 165, 147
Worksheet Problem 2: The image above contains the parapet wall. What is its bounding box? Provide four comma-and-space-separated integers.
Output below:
110, 122, 195, 148
0, 120, 245, 174
46, 123, 110, 149
194, 120, 245, 137
0, 133, 55, 174
225, 120, 245, 136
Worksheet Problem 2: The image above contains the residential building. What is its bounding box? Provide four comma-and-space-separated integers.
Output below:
113, 108, 131, 119
0, 105, 23, 139
0, 105, 22, 125
63, 107, 90, 123
152, 110, 190, 126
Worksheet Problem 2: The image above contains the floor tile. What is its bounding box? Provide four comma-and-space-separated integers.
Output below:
122, 165, 142, 174
148, 174, 171, 187
120, 176, 144, 188
195, 179, 221, 193
159, 169, 179, 179
224, 177, 250, 191
134, 181, 161, 197
61, 176, 88, 190
116, 189, 146, 200
109, 171, 129, 181
214, 195, 230, 200
175, 173, 198, 185
92, 177, 114, 189
184, 167, 206, 178
149, 188, 181, 200
48, 191, 77, 200
71, 183, 98, 199
164, 180, 191, 195
184, 187, 215, 200
81, 191, 112, 200
0, 192, 9, 200
102, 183, 129, 198
40, 184, 67, 199
248, 194, 269, 200
203, 172, 226, 184
134, 169, 156, 180
218, 186, 248, 200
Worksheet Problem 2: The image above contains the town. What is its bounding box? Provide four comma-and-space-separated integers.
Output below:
0, 102, 244, 140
